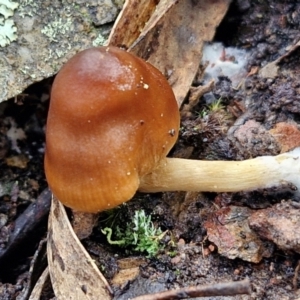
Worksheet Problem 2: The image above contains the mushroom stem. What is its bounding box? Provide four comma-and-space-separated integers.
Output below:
139, 148, 300, 193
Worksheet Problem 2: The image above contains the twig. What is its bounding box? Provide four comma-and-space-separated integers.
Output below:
181, 80, 215, 118
131, 279, 251, 300
0, 188, 51, 278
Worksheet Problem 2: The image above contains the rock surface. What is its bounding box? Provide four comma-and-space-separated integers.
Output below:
249, 201, 300, 254
204, 206, 273, 263
0, 0, 122, 103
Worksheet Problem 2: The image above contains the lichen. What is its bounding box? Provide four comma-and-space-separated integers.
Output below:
113, 0, 125, 9
0, 0, 19, 47
18, 0, 39, 17
92, 33, 106, 46
0, 0, 18, 13
41, 17, 72, 42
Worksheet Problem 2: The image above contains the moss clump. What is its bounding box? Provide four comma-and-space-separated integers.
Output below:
102, 210, 165, 257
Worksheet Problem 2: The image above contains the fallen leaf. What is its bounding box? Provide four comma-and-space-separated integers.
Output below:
129, 0, 231, 106
47, 196, 112, 299
72, 211, 99, 240
29, 268, 50, 300
259, 40, 300, 79
111, 268, 140, 287
259, 61, 279, 79
108, 0, 164, 48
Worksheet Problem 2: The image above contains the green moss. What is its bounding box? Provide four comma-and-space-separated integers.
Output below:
102, 210, 166, 257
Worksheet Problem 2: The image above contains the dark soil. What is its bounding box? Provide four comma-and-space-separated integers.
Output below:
1, 0, 300, 299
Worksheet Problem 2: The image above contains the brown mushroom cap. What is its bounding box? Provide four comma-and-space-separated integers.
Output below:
44, 46, 180, 212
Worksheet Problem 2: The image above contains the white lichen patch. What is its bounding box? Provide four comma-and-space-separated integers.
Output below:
0, 18, 17, 46
41, 17, 72, 42
0, 4, 14, 19
0, 0, 18, 16
92, 33, 106, 46
17, 0, 39, 18
0, 0, 19, 47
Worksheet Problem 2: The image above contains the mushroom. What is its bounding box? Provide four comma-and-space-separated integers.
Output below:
45, 46, 300, 213
44, 46, 180, 212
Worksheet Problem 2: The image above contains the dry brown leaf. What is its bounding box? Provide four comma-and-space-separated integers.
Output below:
129, 0, 231, 106
47, 196, 112, 299
259, 40, 300, 79
29, 268, 50, 300
108, 0, 159, 48
181, 80, 215, 118
111, 257, 146, 287
111, 268, 140, 287
259, 61, 279, 79
72, 211, 99, 240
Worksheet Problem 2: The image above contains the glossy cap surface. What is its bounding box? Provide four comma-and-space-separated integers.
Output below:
44, 46, 179, 212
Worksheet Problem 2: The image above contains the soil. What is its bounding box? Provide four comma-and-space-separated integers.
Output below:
1, 1, 300, 299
